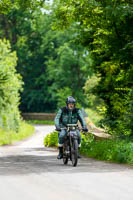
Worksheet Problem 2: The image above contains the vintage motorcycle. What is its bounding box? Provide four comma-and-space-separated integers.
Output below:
61, 124, 81, 167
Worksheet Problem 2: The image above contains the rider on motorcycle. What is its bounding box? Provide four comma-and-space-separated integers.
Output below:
55, 96, 88, 159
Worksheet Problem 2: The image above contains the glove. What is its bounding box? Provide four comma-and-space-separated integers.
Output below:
82, 127, 88, 132
56, 127, 61, 131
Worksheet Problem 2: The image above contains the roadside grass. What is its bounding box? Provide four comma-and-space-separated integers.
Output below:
44, 131, 133, 165
85, 108, 103, 127
43, 108, 133, 165
0, 121, 35, 146
27, 120, 54, 125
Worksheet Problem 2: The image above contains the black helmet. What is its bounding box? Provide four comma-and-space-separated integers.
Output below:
66, 96, 76, 105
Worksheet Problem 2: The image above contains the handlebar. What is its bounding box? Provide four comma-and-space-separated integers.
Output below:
55, 125, 88, 133
66, 124, 78, 127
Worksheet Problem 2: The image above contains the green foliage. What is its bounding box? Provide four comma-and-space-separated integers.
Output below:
27, 120, 54, 125
0, 39, 23, 131
53, 0, 133, 136
56, 87, 82, 109
0, 7, 92, 112
80, 136, 133, 164
85, 108, 103, 127
56, 87, 72, 109
0, 0, 44, 14
45, 23, 93, 109
0, 9, 57, 112
0, 121, 34, 146
44, 131, 58, 147
1, 1, 132, 137
84, 75, 103, 108
44, 130, 133, 165
43, 130, 94, 149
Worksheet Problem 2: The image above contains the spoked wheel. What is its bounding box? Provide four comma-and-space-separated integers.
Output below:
63, 145, 69, 165
71, 139, 78, 167
63, 156, 68, 165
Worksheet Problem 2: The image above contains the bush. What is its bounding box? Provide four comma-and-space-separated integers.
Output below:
44, 131, 58, 147
0, 39, 23, 131
44, 131, 86, 148
80, 136, 133, 164
44, 130, 133, 165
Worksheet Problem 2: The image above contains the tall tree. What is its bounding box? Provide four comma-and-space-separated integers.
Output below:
53, 0, 133, 135
0, 7, 92, 112
46, 38, 92, 108
0, 1, 46, 130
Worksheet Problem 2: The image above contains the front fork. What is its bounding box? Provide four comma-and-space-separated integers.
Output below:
63, 137, 70, 157
69, 133, 78, 155
64, 132, 78, 159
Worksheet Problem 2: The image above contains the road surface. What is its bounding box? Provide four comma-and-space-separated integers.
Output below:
0, 125, 133, 200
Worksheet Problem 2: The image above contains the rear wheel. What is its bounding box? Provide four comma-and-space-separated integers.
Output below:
71, 139, 78, 167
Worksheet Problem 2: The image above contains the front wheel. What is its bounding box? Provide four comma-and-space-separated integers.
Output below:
63, 156, 68, 165
63, 142, 69, 165
71, 139, 78, 167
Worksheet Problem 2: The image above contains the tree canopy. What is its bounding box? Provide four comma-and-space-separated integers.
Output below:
53, 0, 133, 135
0, 0, 45, 14
0, 0, 133, 136
0, 6, 92, 112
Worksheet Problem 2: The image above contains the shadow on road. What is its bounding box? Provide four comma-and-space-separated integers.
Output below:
0, 147, 131, 176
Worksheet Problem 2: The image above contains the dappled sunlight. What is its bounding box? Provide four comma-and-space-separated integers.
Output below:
0, 147, 131, 176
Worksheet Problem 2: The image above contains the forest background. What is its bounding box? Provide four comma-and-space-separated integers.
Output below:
0, 0, 133, 138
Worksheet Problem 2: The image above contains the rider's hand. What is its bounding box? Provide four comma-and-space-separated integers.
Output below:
56, 127, 61, 131
82, 127, 88, 132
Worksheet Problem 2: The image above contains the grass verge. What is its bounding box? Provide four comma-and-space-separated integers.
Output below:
0, 121, 35, 146
81, 134, 133, 164
44, 131, 133, 165
27, 120, 54, 125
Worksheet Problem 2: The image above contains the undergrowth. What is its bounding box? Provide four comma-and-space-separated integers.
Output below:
27, 120, 54, 125
44, 131, 133, 165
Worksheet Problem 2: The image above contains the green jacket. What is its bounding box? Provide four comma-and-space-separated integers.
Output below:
54, 107, 87, 128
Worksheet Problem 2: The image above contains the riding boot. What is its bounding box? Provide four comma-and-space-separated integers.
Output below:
78, 147, 81, 159
57, 147, 63, 159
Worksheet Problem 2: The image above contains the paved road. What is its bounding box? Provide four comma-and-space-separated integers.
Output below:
0, 125, 133, 200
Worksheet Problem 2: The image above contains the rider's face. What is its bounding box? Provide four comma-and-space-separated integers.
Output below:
68, 103, 74, 110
